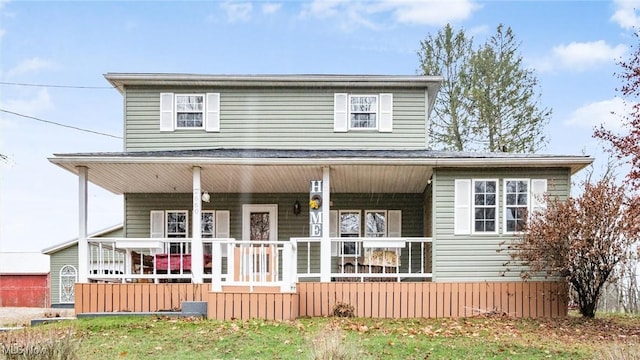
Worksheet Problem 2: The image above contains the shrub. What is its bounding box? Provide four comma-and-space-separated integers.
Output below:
332, 302, 355, 318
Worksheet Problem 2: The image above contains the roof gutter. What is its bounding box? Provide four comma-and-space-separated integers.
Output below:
49, 155, 594, 174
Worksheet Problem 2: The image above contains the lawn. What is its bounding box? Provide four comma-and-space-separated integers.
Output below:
2, 313, 640, 359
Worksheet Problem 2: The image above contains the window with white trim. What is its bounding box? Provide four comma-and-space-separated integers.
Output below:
504, 179, 529, 233
59, 265, 77, 304
202, 210, 214, 255
166, 210, 188, 253
454, 178, 548, 235
365, 210, 386, 237
334, 93, 393, 132
175, 94, 204, 128
349, 95, 378, 129
202, 211, 214, 238
339, 210, 361, 256
150, 210, 230, 256
473, 180, 498, 233
160, 92, 220, 132
503, 178, 548, 233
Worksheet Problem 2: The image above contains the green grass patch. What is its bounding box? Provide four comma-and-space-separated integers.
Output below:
5, 313, 640, 359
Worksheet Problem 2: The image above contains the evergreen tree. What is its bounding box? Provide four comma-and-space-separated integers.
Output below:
418, 24, 550, 153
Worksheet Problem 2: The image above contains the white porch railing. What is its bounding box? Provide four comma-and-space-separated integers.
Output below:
294, 237, 433, 282
86, 237, 297, 292
88, 238, 203, 282
86, 236, 431, 288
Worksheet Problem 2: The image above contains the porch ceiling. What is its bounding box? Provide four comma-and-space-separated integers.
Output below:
49, 162, 433, 194
48, 149, 594, 195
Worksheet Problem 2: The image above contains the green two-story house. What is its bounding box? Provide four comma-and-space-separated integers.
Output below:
48, 73, 592, 319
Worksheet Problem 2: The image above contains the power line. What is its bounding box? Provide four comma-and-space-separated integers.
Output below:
0, 109, 123, 139
0, 81, 113, 89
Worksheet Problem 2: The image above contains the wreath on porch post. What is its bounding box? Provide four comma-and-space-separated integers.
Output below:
309, 194, 322, 209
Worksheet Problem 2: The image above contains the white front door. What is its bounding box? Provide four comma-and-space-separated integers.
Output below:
242, 204, 278, 241
236, 204, 278, 282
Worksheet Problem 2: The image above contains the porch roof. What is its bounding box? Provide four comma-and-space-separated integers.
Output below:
48, 149, 593, 195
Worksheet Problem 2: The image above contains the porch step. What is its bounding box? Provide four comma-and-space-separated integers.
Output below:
220, 285, 282, 293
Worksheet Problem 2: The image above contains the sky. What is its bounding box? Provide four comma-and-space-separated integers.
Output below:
0, 0, 638, 253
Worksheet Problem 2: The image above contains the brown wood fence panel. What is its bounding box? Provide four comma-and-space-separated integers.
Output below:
74, 281, 567, 319
206, 291, 298, 321
75, 283, 209, 313
296, 281, 568, 319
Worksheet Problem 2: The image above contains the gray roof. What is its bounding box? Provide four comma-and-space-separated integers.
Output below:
42, 224, 123, 254
104, 73, 444, 92
55, 148, 591, 160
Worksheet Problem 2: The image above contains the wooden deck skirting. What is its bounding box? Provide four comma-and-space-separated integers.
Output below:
75, 281, 568, 320
74, 283, 209, 314
297, 281, 568, 318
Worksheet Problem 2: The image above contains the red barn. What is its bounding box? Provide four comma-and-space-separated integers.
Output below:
0, 252, 50, 307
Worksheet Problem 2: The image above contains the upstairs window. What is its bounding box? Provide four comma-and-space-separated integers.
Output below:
334, 93, 393, 133
160, 92, 220, 132
349, 95, 378, 129
175, 95, 204, 128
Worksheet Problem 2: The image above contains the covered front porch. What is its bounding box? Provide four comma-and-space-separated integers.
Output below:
49, 149, 439, 289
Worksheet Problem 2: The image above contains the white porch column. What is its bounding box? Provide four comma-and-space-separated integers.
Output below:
191, 166, 204, 283
320, 166, 331, 282
77, 166, 88, 283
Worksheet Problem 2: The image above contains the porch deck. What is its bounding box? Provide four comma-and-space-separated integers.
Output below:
77, 237, 568, 319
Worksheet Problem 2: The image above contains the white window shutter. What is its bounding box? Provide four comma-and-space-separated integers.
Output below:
205, 93, 220, 132
454, 179, 472, 235
334, 93, 348, 132
150, 211, 165, 238
388, 210, 402, 237
379, 93, 393, 132
160, 93, 174, 132
329, 210, 338, 256
531, 179, 548, 215
215, 210, 230, 257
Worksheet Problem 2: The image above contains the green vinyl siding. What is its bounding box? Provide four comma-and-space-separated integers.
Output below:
48, 227, 123, 306
123, 87, 427, 151
432, 167, 571, 282
49, 246, 78, 306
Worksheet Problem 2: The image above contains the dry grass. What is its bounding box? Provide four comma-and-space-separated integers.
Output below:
0, 326, 80, 360
594, 344, 640, 360
309, 324, 362, 360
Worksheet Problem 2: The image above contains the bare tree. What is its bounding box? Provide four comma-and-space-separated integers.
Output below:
503, 176, 640, 317
595, 33, 640, 189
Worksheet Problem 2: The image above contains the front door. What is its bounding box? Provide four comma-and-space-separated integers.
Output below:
236, 204, 278, 282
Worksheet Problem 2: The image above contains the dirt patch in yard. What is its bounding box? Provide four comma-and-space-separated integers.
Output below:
0, 307, 74, 327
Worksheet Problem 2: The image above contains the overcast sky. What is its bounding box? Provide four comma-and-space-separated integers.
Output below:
0, 0, 637, 252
